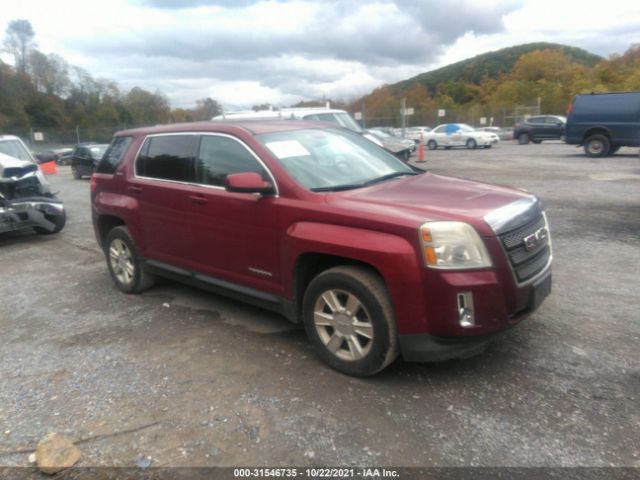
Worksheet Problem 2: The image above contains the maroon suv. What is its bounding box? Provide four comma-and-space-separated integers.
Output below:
91, 120, 552, 376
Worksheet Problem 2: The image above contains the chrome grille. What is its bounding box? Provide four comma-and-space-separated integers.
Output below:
499, 214, 551, 283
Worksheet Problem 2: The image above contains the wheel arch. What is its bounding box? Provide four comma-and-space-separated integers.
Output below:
95, 214, 126, 249
583, 127, 611, 142
292, 253, 385, 323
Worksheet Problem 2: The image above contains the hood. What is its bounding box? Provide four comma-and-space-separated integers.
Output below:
0, 152, 51, 193
327, 172, 534, 236
0, 152, 38, 177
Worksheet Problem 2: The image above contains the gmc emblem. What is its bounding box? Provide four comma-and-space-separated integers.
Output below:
523, 227, 548, 251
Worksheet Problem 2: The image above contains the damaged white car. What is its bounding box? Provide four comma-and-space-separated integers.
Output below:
0, 136, 66, 235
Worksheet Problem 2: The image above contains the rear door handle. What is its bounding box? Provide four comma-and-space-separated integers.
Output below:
128, 185, 143, 194
189, 194, 208, 205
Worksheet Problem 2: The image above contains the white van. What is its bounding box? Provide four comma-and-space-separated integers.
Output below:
213, 107, 362, 133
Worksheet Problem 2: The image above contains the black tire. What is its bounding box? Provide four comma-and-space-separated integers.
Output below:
584, 134, 610, 157
518, 133, 530, 145
427, 140, 437, 150
71, 165, 81, 180
466, 138, 477, 149
104, 226, 155, 294
532, 139, 542, 144
302, 266, 399, 376
403, 150, 411, 162
608, 146, 620, 155
33, 211, 66, 235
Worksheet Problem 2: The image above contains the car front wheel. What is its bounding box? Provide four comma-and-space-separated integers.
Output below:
466, 138, 477, 149
302, 266, 398, 376
518, 133, 530, 145
427, 140, 437, 150
105, 226, 155, 294
584, 134, 610, 157
33, 210, 66, 235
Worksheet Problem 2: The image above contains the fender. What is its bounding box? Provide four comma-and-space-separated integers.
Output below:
283, 222, 428, 333
93, 192, 147, 252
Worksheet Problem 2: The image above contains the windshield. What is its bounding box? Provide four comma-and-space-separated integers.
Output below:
369, 129, 390, 138
0, 139, 34, 162
90, 145, 109, 159
303, 112, 362, 133
258, 128, 415, 191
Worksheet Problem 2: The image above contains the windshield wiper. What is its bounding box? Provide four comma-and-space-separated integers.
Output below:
362, 171, 419, 186
310, 171, 418, 192
311, 183, 366, 192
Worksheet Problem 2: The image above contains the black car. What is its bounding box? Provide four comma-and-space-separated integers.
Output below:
514, 115, 566, 144
70, 143, 109, 179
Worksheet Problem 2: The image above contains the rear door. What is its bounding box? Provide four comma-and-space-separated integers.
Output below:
129, 133, 199, 267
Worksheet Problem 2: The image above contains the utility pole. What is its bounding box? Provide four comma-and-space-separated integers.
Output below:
400, 98, 406, 136
361, 101, 366, 129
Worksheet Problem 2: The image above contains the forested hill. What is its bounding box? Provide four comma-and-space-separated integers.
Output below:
391, 43, 602, 94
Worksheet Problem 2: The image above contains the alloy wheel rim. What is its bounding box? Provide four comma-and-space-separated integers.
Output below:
313, 289, 374, 362
109, 238, 135, 285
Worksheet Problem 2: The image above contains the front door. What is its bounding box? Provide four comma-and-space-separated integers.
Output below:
185, 134, 282, 295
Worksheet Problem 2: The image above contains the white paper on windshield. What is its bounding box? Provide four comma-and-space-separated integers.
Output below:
266, 140, 310, 159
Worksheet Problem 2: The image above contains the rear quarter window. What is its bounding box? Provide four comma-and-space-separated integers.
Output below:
97, 137, 133, 174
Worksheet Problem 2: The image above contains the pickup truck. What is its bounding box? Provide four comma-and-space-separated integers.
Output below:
91, 120, 552, 376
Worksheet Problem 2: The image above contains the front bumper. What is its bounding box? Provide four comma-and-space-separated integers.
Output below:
399, 271, 551, 362
0, 197, 65, 233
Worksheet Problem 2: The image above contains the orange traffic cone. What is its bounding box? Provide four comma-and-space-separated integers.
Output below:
416, 141, 425, 163
40, 160, 57, 175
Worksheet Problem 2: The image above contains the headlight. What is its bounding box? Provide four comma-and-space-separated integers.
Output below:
419, 221, 492, 270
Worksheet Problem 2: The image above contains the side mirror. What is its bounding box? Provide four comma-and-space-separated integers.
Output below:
224, 172, 275, 195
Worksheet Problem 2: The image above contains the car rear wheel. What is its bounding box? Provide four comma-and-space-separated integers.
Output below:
584, 134, 610, 157
105, 226, 155, 294
427, 140, 437, 150
518, 133, 530, 145
302, 266, 398, 376
466, 138, 477, 149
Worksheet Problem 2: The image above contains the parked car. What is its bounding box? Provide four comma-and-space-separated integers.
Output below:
91, 121, 552, 376
405, 126, 431, 143
513, 115, 566, 144
423, 124, 499, 150
0, 135, 66, 235
365, 128, 415, 161
499, 127, 515, 141
564, 92, 640, 157
71, 143, 109, 179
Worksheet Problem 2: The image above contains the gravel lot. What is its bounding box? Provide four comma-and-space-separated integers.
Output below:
0, 141, 639, 468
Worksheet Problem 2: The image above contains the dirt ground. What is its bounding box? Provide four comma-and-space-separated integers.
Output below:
0, 141, 639, 468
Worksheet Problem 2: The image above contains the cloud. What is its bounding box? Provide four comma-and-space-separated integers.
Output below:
64, 0, 522, 107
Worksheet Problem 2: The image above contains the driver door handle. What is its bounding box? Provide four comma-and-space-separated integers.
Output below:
189, 194, 208, 205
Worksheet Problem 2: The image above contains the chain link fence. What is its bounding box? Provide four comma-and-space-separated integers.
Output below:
350, 104, 541, 130
0, 125, 130, 151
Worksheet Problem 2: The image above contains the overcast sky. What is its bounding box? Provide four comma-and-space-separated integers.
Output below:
2, 0, 639, 109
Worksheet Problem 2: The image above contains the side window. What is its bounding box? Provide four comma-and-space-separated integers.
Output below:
97, 136, 133, 174
136, 135, 197, 182
433, 126, 446, 134
196, 135, 268, 187
528, 116, 543, 124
